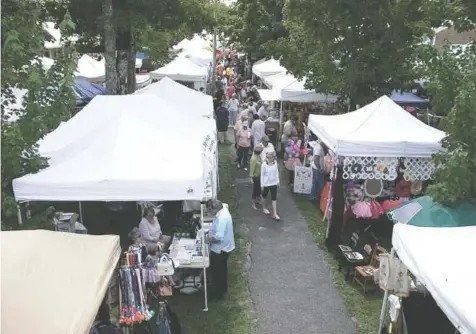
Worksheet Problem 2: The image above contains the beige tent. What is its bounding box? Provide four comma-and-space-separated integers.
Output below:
1, 230, 121, 334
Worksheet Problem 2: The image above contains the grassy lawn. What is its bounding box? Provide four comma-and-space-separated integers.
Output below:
291, 190, 382, 334
169, 144, 255, 334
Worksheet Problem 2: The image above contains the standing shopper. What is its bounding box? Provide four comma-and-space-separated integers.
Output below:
207, 200, 235, 300
309, 142, 327, 202
259, 135, 275, 162
228, 94, 239, 127
285, 133, 302, 187
215, 102, 229, 144
250, 146, 263, 210
261, 152, 280, 220
251, 114, 266, 148
236, 121, 252, 170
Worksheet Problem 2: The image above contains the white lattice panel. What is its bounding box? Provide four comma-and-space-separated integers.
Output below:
343, 157, 398, 180
403, 158, 435, 181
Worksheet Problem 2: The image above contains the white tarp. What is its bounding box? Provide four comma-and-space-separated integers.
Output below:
150, 56, 208, 83
392, 224, 476, 333
14, 95, 217, 201
173, 34, 211, 51
308, 96, 446, 157
1, 230, 121, 334
179, 49, 213, 68
257, 89, 280, 102
264, 73, 337, 103
134, 77, 213, 118
76, 54, 105, 81
252, 59, 286, 78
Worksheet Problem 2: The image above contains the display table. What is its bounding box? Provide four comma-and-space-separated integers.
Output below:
169, 233, 210, 311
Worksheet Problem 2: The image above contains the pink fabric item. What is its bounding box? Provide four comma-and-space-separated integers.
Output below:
370, 201, 384, 218
382, 199, 402, 212
352, 201, 372, 218
285, 157, 302, 171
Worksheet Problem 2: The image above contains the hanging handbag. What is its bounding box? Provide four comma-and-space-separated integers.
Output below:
157, 254, 175, 276
159, 277, 173, 297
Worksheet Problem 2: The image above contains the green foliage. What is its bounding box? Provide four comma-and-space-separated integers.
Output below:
275, 0, 433, 107
1, 0, 76, 230
427, 65, 476, 203
228, 0, 287, 61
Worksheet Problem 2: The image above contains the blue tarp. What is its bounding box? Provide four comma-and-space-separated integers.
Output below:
390, 90, 430, 108
136, 52, 149, 60
74, 78, 107, 105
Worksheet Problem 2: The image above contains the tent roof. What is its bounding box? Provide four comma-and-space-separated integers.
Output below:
1, 230, 121, 334
150, 56, 208, 82
173, 35, 211, 51
252, 59, 286, 78
257, 89, 280, 102
264, 73, 338, 103
308, 96, 446, 157
179, 49, 213, 67
390, 90, 430, 107
393, 224, 476, 333
135, 77, 213, 117
14, 95, 216, 201
76, 55, 105, 80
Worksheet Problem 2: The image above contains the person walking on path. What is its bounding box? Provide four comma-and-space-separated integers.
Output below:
250, 146, 263, 210
215, 102, 230, 144
207, 200, 235, 300
236, 120, 252, 170
260, 151, 280, 220
251, 114, 266, 148
258, 135, 275, 162
227, 93, 239, 127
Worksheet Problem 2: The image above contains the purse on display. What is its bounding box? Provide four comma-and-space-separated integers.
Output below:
157, 254, 175, 276
159, 277, 173, 297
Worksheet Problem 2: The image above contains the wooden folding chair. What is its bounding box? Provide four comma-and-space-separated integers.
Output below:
353, 243, 387, 293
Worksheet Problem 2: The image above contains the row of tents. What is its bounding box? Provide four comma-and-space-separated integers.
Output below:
252, 58, 431, 109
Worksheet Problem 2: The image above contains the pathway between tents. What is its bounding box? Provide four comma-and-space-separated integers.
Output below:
225, 134, 356, 334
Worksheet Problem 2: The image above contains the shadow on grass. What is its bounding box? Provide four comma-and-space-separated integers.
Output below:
292, 191, 382, 334
169, 144, 255, 334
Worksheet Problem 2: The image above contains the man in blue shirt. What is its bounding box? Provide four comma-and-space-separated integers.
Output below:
207, 200, 235, 300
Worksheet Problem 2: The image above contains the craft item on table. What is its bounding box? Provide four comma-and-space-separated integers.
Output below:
364, 179, 383, 198
157, 254, 175, 276
352, 201, 373, 218
381, 199, 402, 212
175, 250, 192, 265
370, 201, 384, 218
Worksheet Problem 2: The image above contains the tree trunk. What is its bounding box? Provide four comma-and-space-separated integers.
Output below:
116, 50, 128, 95
127, 30, 136, 94
102, 0, 118, 94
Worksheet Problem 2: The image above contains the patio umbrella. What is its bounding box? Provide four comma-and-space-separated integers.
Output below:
386, 196, 476, 228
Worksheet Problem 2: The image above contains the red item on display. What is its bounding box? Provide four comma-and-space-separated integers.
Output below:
320, 182, 331, 213
395, 180, 411, 198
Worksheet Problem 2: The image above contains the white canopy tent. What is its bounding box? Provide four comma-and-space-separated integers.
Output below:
392, 224, 476, 333
1, 230, 121, 334
173, 34, 211, 51
76, 54, 105, 82
179, 49, 213, 68
257, 89, 280, 102
264, 73, 338, 103
13, 107, 214, 202
150, 56, 209, 90
252, 59, 286, 78
308, 96, 446, 157
135, 77, 214, 118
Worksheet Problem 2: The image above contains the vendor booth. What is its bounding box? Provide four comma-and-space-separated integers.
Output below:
252, 58, 286, 79
150, 56, 209, 91
135, 77, 214, 118
1, 230, 121, 334
306, 96, 446, 249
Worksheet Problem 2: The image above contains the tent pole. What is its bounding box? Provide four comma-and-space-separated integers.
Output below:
16, 203, 23, 225
201, 202, 209, 311
79, 201, 84, 223
278, 101, 283, 152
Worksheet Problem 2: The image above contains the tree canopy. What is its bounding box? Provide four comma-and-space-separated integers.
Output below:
1, 0, 76, 230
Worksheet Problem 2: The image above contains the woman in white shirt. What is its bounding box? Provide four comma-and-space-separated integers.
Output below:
139, 207, 171, 254
260, 151, 280, 220
259, 135, 275, 161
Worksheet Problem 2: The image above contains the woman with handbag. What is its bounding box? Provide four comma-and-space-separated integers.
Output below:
261, 151, 280, 221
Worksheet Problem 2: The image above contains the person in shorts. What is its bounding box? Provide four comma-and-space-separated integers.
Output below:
260, 151, 280, 220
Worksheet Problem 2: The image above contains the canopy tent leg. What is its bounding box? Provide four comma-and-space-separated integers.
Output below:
278, 101, 283, 152
201, 202, 209, 311
17, 203, 23, 225
78, 201, 84, 223
377, 288, 389, 333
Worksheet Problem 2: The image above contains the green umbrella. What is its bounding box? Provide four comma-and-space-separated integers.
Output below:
386, 196, 476, 228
